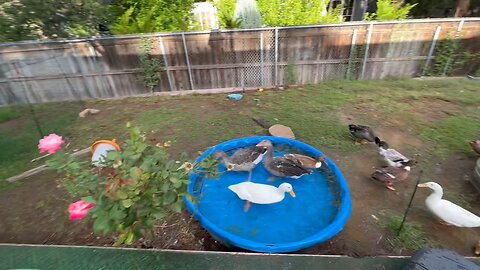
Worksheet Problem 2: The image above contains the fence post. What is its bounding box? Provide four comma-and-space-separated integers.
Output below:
422, 26, 441, 76
68, 42, 93, 98
442, 19, 465, 76
159, 36, 176, 91
181, 33, 195, 90
346, 29, 358, 80
274, 27, 279, 86
361, 23, 373, 80
260, 31, 264, 87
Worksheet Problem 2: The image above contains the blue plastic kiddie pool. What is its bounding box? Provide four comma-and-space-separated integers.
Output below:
184, 136, 351, 253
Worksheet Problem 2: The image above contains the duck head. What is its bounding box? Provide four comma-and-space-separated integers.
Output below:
417, 181, 443, 193
256, 140, 273, 148
279, 183, 296, 198
375, 137, 389, 149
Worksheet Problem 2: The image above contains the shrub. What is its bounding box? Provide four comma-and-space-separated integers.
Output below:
46, 123, 218, 246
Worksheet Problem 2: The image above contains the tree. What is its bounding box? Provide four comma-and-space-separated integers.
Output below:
0, 0, 105, 42
233, 0, 262, 29
454, 0, 470, 17
256, 0, 344, 27
108, 0, 195, 35
364, 0, 417, 21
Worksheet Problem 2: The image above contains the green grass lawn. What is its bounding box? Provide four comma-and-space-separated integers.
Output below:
1, 79, 479, 190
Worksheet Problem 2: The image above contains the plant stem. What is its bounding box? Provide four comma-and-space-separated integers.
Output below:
397, 170, 423, 236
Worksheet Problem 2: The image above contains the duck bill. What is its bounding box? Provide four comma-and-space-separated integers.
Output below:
289, 191, 296, 198
417, 183, 427, 188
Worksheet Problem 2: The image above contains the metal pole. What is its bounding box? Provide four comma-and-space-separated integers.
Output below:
274, 28, 279, 86
422, 26, 441, 76
158, 37, 176, 91
181, 33, 195, 90
361, 23, 373, 80
347, 29, 358, 80
442, 19, 465, 76
260, 31, 264, 87
397, 170, 423, 236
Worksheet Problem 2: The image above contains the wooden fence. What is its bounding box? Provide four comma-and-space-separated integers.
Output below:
0, 18, 479, 105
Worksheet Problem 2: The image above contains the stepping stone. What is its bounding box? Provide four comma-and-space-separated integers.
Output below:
269, 124, 295, 139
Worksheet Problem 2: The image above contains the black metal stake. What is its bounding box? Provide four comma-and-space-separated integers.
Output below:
14, 61, 43, 137
397, 170, 424, 236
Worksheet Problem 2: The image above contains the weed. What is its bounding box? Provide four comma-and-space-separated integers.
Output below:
378, 211, 431, 251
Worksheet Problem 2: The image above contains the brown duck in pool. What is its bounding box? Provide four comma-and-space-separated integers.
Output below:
256, 140, 312, 181
215, 145, 268, 181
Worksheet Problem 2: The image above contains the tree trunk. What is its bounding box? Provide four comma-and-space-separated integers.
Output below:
454, 0, 470, 17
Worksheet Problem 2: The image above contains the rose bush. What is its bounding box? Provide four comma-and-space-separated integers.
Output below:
45, 123, 218, 246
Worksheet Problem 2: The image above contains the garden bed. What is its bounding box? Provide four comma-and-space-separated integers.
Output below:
1, 79, 479, 256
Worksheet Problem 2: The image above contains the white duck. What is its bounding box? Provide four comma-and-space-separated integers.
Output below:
375, 138, 411, 167
228, 182, 296, 212
417, 182, 480, 227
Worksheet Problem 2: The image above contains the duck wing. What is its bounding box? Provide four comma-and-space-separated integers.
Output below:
381, 148, 408, 162
270, 157, 311, 178
371, 168, 397, 183
435, 199, 480, 227
229, 146, 266, 165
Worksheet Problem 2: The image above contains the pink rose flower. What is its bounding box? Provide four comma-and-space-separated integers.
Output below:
38, 133, 65, 154
68, 200, 95, 221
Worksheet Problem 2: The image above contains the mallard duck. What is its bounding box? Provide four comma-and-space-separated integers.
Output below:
375, 138, 411, 167
229, 182, 295, 212
214, 145, 268, 181
470, 140, 480, 155
283, 154, 324, 169
348, 124, 377, 143
417, 182, 480, 227
371, 164, 411, 191
256, 140, 312, 180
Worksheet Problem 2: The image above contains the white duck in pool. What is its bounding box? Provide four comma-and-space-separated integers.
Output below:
228, 182, 296, 212
417, 182, 480, 227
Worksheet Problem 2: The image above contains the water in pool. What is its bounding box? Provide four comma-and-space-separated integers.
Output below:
194, 144, 341, 244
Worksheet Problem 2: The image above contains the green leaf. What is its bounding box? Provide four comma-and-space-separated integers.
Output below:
93, 216, 111, 233
81, 196, 95, 204
161, 182, 171, 192
161, 170, 169, 179
163, 192, 176, 205
152, 210, 166, 219
121, 199, 133, 208
129, 167, 142, 181
107, 151, 120, 161
136, 143, 147, 153
172, 201, 183, 213
115, 190, 128, 200
125, 231, 135, 245
173, 180, 183, 188
169, 177, 178, 184
141, 173, 151, 181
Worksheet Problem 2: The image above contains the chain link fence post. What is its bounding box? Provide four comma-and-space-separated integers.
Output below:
422, 26, 442, 76
158, 36, 176, 91
361, 23, 373, 80
346, 29, 358, 80
181, 33, 195, 90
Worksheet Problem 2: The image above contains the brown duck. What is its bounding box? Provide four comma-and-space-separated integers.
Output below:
283, 154, 325, 169
371, 164, 411, 191
256, 140, 312, 180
